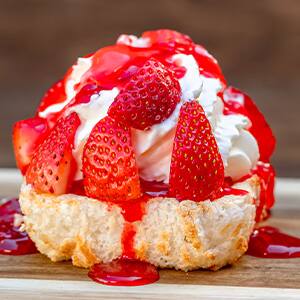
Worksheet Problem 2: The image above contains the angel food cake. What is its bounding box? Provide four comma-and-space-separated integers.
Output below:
13, 29, 275, 271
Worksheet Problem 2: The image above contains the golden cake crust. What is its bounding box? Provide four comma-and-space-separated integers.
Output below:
19, 175, 259, 271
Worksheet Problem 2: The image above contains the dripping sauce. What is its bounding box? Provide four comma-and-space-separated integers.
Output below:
88, 181, 162, 286
0, 198, 37, 255
247, 226, 300, 258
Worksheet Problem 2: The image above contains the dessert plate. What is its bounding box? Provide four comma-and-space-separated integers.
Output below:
0, 169, 299, 299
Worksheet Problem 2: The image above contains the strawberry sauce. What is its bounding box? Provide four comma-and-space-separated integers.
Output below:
88, 258, 159, 286
0, 198, 37, 255
247, 226, 300, 258
38, 30, 226, 119
89, 189, 159, 286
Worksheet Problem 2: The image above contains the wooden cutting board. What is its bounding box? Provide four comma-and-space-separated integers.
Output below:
0, 169, 300, 300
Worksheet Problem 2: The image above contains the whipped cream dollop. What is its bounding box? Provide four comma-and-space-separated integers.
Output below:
133, 54, 259, 182
38, 42, 259, 182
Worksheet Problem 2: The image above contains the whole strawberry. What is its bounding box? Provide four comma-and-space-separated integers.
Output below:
108, 58, 181, 130
83, 116, 141, 202
26, 112, 80, 195
169, 100, 224, 201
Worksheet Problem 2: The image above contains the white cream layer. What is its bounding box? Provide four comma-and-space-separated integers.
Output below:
38, 47, 259, 182
133, 54, 259, 182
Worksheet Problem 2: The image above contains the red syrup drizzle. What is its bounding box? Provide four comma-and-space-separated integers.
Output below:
39, 32, 226, 124
218, 187, 248, 197
0, 198, 37, 255
88, 182, 163, 286
247, 226, 300, 258
254, 162, 275, 222
230, 161, 275, 222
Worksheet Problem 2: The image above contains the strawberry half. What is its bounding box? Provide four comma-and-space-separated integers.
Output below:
169, 100, 224, 201
13, 117, 49, 174
223, 86, 276, 162
66, 83, 102, 108
26, 112, 80, 195
83, 116, 141, 202
108, 58, 181, 130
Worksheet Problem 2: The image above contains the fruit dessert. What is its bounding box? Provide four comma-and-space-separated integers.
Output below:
13, 29, 276, 274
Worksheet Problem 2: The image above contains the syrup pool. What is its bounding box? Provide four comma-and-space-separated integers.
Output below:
0, 198, 37, 255
247, 226, 300, 258
88, 258, 159, 286
89, 182, 164, 287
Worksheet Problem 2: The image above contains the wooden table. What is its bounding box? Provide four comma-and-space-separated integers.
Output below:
0, 169, 300, 299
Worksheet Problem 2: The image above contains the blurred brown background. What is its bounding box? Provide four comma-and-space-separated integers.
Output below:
0, 0, 299, 177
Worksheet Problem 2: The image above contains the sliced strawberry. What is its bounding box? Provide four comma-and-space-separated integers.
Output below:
108, 58, 181, 130
26, 112, 80, 195
223, 86, 276, 162
169, 100, 224, 201
142, 29, 194, 52
83, 116, 141, 202
13, 117, 49, 174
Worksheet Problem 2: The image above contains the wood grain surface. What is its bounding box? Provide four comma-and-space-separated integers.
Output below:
0, 170, 300, 299
0, 0, 300, 178
0, 203, 299, 289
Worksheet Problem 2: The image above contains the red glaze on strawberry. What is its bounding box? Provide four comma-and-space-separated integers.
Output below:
36, 30, 226, 128
108, 58, 181, 130
142, 29, 194, 52
80, 45, 157, 91
193, 44, 226, 85
169, 100, 224, 201
71, 83, 102, 106
233, 160, 275, 222
83, 116, 141, 202
81, 30, 224, 88
253, 161, 276, 222
37, 79, 67, 114
37, 79, 68, 127
13, 117, 49, 174
142, 29, 226, 84
223, 86, 276, 162
26, 112, 80, 195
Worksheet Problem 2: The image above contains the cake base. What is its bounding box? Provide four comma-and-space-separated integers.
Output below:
19, 175, 259, 271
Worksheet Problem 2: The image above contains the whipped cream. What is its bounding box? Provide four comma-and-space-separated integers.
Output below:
134, 54, 259, 182
68, 88, 119, 180
39, 57, 92, 118
38, 43, 259, 183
